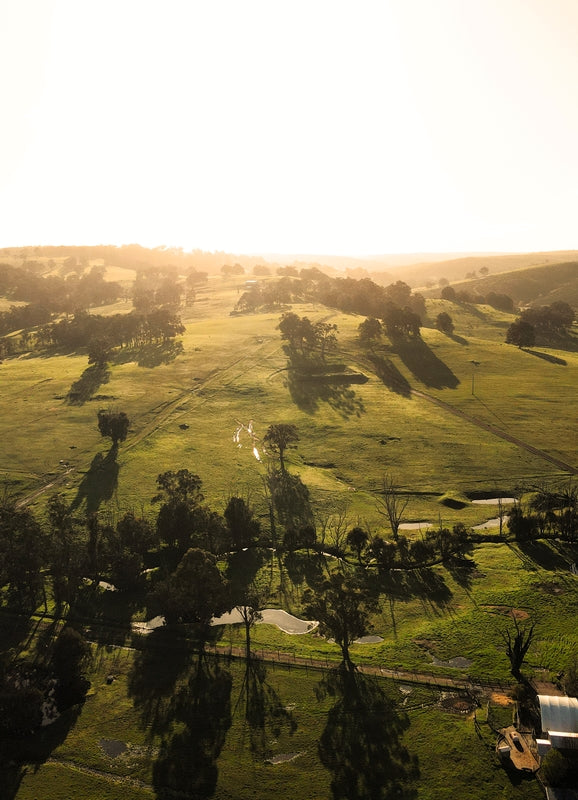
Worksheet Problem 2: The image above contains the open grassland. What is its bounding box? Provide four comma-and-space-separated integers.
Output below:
4, 274, 577, 799
2, 277, 576, 527
13, 644, 543, 800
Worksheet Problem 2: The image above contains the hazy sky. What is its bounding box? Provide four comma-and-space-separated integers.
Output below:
1, 0, 577, 255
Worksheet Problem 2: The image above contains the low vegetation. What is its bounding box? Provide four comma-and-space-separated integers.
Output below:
1, 247, 577, 798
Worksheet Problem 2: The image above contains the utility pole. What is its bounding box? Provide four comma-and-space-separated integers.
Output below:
470, 360, 480, 395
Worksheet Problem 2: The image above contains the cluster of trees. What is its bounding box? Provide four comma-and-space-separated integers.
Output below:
506, 301, 575, 347
520, 301, 575, 333
0, 262, 122, 317
132, 267, 185, 312
40, 308, 185, 352
0, 302, 52, 336
357, 306, 422, 345
507, 485, 578, 541
3, 460, 559, 680
278, 312, 338, 360
2, 244, 269, 275
236, 277, 295, 312
441, 285, 514, 311
235, 267, 426, 324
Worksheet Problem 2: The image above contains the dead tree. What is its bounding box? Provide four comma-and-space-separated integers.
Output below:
375, 473, 409, 541
501, 613, 535, 680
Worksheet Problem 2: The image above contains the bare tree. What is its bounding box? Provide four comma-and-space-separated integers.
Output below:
317, 500, 351, 555
501, 613, 535, 680
375, 473, 409, 541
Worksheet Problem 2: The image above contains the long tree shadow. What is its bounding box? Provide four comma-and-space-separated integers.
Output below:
236, 657, 297, 758
67, 363, 110, 404
448, 332, 469, 346
392, 336, 459, 389
283, 348, 365, 418
70, 445, 119, 514
523, 349, 567, 365
127, 626, 193, 737
151, 650, 233, 799
112, 340, 183, 368
368, 566, 453, 635
317, 667, 419, 799
367, 354, 412, 397
516, 538, 572, 571
287, 368, 366, 418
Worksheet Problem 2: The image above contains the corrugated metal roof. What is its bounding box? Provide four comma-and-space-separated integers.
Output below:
538, 695, 578, 734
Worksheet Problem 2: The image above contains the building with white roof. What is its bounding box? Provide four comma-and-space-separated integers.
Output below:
537, 695, 578, 755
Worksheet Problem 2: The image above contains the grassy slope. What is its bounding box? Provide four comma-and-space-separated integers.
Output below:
6, 275, 576, 798
16, 649, 543, 800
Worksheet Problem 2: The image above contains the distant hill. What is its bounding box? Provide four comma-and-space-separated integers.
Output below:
396, 250, 578, 288
458, 260, 578, 307
255, 251, 503, 273
422, 260, 578, 308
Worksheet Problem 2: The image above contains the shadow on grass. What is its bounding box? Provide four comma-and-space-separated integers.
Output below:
69, 584, 142, 647
445, 555, 477, 591
112, 340, 183, 368
151, 650, 232, 799
393, 336, 459, 389
70, 446, 119, 514
516, 539, 573, 571
67, 363, 110, 404
523, 349, 567, 365
448, 332, 469, 346
367, 354, 412, 397
317, 667, 419, 799
374, 567, 453, 608
369, 567, 453, 634
127, 627, 193, 736
282, 347, 366, 418
0, 608, 46, 665
0, 695, 84, 799
236, 657, 297, 758
287, 368, 365, 418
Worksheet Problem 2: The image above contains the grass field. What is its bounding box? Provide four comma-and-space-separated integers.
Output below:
2, 278, 576, 522
13, 644, 544, 800
3, 273, 578, 798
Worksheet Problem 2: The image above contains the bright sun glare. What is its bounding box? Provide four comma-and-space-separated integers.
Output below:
1, 0, 577, 256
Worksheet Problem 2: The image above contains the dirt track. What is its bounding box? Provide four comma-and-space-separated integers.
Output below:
411, 388, 577, 475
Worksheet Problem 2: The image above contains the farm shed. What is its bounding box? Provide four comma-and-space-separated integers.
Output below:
537, 695, 578, 753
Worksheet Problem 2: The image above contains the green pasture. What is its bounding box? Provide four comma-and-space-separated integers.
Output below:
217, 539, 578, 684
14, 642, 543, 800
3, 279, 576, 524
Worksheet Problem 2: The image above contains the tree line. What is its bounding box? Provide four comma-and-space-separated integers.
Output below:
236, 268, 426, 323
0, 262, 122, 319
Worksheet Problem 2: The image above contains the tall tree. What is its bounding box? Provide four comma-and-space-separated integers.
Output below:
506, 320, 535, 348
153, 548, 230, 638
224, 496, 261, 550
97, 409, 130, 446
263, 423, 299, 472
313, 321, 338, 360
303, 573, 377, 671
375, 473, 409, 541
501, 613, 535, 680
0, 501, 46, 608
47, 494, 87, 608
